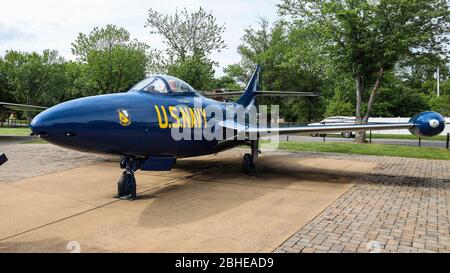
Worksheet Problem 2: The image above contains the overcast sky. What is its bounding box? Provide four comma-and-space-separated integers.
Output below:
0, 0, 280, 76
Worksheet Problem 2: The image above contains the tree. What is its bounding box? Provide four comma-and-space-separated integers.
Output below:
0, 57, 13, 103
325, 90, 354, 117
72, 25, 149, 94
63, 61, 97, 99
428, 95, 450, 116
2, 50, 68, 107
279, 0, 450, 142
212, 75, 242, 91
368, 72, 430, 117
72, 24, 131, 62
166, 54, 215, 91
145, 7, 226, 62
397, 53, 449, 94
225, 19, 324, 122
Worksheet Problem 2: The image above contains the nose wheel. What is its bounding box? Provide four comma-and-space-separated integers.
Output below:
115, 157, 138, 200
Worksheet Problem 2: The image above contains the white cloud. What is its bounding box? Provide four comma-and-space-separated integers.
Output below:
0, 0, 279, 76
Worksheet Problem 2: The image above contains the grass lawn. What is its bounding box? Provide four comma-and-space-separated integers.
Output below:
0, 127, 31, 136
274, 141, 450, 161
23, 138, 47, 144
360, 133, 446, 141
299, 133, 447, 141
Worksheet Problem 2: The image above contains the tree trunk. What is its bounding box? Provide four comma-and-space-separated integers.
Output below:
354, 67, 385, 143
363, 67, 384, 123
354, 75, 366, 143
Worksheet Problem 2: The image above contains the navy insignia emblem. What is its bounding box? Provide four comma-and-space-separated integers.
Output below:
117, 109, 131, 126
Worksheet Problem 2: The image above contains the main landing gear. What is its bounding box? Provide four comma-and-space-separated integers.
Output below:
243, 140, 259, 175
115, 157, 138, 200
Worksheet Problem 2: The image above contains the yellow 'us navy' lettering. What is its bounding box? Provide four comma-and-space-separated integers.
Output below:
155, 105, 207, 129
154, 105, 169, 129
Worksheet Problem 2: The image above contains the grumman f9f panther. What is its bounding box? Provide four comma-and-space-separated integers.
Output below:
30, 65, 446, 200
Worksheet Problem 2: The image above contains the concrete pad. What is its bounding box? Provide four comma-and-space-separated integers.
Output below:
0, 152, 377, 252
0, 183, 94, 240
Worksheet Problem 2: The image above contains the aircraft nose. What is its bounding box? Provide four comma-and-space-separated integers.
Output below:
29, 92, 143, 153
31, 94, 100, 141
31, 110, 48, 137
30, 104, 69, 138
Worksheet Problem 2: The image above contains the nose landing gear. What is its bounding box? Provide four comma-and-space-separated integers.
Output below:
115, 157, 138, 200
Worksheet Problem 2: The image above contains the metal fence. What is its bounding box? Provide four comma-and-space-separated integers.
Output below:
0, 119, 29, 128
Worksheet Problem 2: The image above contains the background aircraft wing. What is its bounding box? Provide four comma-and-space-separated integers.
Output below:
0, 102, 48, 112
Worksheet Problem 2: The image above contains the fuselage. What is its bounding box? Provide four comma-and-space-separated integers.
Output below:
30, 89, 244, 159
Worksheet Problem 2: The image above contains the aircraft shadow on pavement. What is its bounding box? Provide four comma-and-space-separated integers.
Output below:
136, 154, 448, 228
136, 154, 372, 228
174, 154, 373, 184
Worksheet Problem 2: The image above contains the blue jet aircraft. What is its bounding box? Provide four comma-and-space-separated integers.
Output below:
30, 66, 446, 199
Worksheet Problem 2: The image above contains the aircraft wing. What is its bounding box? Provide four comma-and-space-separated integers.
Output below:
203, 91, 320, 98
219, 120, 415, 136
0, 102, 48, 112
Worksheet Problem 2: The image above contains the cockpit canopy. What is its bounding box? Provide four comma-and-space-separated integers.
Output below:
129, 75, 196, 94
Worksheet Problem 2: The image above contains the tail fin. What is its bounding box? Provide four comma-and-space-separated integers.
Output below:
235, 65, 261, 107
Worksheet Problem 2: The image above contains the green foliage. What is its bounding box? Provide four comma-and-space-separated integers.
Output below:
373, 88, 429, 117
72, 24, 148, 94
72, 24, 132, 61
398, 53, 449, 93
63, 61, 96, 99
0, 57, 13, 102
323, 68, 355, 117
212, 75, 242, 91
0, 24, 150, 110
325, 90, 354, 117
279, 0, 449, 77
166, 54, 215, 91
224, 19, 325, 122
428, 95, 450, 116
278, 0, 450, 142
1, 50, 69, 106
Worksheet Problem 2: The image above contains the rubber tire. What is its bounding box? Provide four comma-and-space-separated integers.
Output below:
243, 153, 255, 174
342, 132, 353, 138
117, 172, 133, 197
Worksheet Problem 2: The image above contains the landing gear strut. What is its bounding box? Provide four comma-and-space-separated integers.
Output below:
243, 140, 259, 175
115, 157, 138, 200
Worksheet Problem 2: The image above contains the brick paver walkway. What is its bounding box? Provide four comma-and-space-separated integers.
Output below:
0, 144, 112, 182
274, 152, 450, 253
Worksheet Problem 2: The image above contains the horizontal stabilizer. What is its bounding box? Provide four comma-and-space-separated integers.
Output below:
202, 91, 320, 98
0, 102, 48, 112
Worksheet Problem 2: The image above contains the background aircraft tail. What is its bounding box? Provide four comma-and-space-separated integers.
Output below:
235, 65, 261, 107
